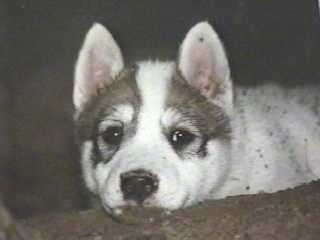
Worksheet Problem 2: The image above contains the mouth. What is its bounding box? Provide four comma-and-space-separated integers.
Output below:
101, 200, 169, 225
100, 195, 157, 217
100, 191, 192, 219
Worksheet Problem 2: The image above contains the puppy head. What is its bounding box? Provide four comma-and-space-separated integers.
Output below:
73, 22, 232, 214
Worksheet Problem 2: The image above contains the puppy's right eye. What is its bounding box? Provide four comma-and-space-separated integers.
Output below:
101, 126, 123, 146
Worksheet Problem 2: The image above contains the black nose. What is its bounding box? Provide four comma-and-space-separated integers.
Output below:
120, 169, 159, 204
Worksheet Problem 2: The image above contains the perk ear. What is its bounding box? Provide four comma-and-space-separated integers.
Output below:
178, 22, 232, 112
73, 23, 124, 111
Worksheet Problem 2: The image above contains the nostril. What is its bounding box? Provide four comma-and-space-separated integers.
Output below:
120, 169, 159, 204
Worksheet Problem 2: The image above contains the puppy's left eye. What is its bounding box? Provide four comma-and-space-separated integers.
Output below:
101, 126, 123, 146
169, 129, 195, 150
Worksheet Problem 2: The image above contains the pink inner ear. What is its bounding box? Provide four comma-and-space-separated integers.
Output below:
92, 59, 111, 90
187, 39, 214, 94
87, 49, 111, 95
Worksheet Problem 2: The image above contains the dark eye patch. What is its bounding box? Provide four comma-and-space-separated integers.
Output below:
168, 128, 196, 150
101, 126, 123, 146
91, 121, 124, 166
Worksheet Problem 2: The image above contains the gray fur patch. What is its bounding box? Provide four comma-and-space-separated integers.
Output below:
167, 70, 231, 138
164, 70, 231, 157
75, 67, 140, 144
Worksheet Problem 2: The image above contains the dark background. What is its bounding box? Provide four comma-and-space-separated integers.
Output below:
0, 0, 319, 218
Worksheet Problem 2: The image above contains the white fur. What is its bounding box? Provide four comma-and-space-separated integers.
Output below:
81, 141, 97, 193
218, 85, 320, 197
74, 23, 124, 110
135, 61, 174, 141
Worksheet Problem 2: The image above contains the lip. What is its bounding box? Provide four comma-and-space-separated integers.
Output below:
102, 201, 123, 217
101, 194, 162, 218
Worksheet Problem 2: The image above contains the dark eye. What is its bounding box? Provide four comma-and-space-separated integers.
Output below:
101, 126, 123, 146
169, 129, 195, 150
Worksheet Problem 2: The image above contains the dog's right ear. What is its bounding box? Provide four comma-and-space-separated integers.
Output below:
73, 23, 124, 111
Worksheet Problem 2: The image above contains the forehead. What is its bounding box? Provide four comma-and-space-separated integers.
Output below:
75, 61, 228, 139
135, 61, 174, 110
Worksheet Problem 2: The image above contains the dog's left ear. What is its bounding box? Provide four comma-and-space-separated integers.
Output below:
178, 22, 232, 112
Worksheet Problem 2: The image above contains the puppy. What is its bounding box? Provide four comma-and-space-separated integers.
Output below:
73, 22, 320, 214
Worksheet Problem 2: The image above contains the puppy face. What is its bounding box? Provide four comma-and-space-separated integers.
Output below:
74, 22, 233, 214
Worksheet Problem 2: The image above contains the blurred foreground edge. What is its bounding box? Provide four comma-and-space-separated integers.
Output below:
13, 180, 320, 240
